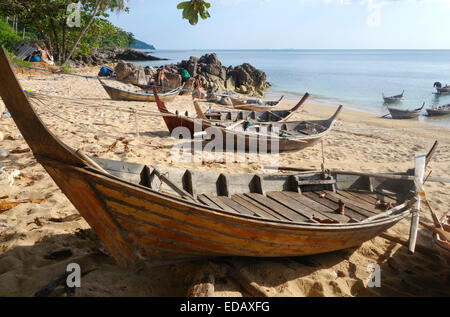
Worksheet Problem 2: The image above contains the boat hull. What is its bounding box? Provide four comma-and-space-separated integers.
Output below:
388, 108, 422, 119
102, 82, 181, 102
39, 157, 410, 268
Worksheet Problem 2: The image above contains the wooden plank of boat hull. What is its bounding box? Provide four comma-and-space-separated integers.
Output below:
234, 194, 290, 221
202, 194, 238, 214
266, 192, 320, 223
315, 191, 376, 218
343, 190, 397, 206
243, 193, 310, 222
335, 190, 382, 214
302, 192, 363, 222
216, 196, 256, 217
197, 194, 223, 209
281, 191, 350, 223
231, 195, 280, 220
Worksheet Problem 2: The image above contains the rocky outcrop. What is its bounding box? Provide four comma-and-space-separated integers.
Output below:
109, 53, 270, 95
69, 48, 166, 67
115, 49, 166, 61
171, 53, 270, 96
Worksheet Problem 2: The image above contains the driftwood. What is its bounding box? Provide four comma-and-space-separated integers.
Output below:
224, 259, 269, 297
186, 263, 216, 297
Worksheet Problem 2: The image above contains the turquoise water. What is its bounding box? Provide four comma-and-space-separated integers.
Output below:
135, 49, 450, 127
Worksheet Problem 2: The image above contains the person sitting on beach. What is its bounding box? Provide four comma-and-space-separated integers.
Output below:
157, 66, 168, 88
192, 75, 204, 100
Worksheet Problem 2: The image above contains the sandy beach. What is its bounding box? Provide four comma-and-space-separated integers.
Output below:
0, 67, 449, 297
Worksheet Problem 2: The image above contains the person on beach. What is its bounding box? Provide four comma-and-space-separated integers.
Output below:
192, 75, 203, 100
157, 66, 168, 89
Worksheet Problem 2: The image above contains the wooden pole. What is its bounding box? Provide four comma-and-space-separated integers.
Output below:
22, 27, 25, 40
408, 153, 426, 254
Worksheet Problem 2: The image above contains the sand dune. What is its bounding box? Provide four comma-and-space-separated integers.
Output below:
0, 68, 449, 297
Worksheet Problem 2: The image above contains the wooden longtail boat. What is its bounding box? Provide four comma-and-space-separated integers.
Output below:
434, 82, 450, 95
426, 104, 450, 117
0, 46, 429, 268
154, 87, 342, 152
432, 211, 450, 265
195, 93, 309, 123
229, 95, 284, 111
99, 79, 182, 102
387, 102, 425, 119
383, 90, 404, 103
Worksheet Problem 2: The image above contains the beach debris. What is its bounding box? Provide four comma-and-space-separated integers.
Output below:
0, 200, 21, 212
337, 200, 345, 215
124, 144, 131, 153
9, 148, 31, 154
48, 214, 81, 223
44, 249, 73, 260
33, 217, 43, 227
0, 168, 21, 186
34, 267, 97, 297
107, 140, 117, 152
0, 150, 9, 158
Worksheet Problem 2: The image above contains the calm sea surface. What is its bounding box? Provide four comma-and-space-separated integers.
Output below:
135, 49, 450, 128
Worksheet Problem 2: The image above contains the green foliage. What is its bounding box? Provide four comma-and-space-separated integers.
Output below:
5, 48, 31, 67
0, 19, 21, 51
177, 0, 211, 25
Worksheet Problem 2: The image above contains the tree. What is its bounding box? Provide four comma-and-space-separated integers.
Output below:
62, 0, 126, 65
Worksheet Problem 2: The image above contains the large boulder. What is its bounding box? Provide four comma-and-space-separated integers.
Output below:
164, 72, 182, 89
114, 60, 149, 86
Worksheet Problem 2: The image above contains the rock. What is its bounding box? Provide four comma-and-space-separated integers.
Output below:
238, 85, 248, 94
181, 77, 196, 95
164, 72, 182, 89
144, 66, 157, 78
225, 76, 235, 90
115, 49, 166, 61
114, 61, 148, 86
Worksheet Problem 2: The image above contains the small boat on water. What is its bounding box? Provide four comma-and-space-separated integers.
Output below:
434, 82, 450, 95
154, 87, 342, 152
383, 90, 404, 103
432, 211, 450, 265
195, 93, 309, 123
99, 79, 182, 102
426, 104, 450, 117
0, 46, 437, 268
387, 102, 425, 119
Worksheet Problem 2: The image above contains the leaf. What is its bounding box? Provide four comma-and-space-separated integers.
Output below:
177, 1, 190, 9
0, 200, 21, 212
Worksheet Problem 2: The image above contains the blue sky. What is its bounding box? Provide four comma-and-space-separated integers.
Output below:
108, 0, 450, 49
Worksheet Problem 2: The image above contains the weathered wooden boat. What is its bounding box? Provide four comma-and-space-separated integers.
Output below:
383, 90, 404, 103
387, 102, 425, 119
426, 104, 450, 117
431, 211, 450, 265
434, 82, 450, 95
154, 87, 342, 152
0, 46, 431, 268
195, 93, 309, 123
99, 79, 182, 102
228, 95, 284, 111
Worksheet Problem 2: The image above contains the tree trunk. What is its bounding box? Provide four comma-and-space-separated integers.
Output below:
62, 0, 103, 66
49, 18, 60, 61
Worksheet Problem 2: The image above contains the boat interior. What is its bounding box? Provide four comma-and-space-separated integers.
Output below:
92, 157, 415, 225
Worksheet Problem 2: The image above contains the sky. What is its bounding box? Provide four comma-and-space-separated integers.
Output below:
107, 0, 450, 49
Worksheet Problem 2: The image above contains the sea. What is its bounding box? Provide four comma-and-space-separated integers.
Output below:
134, 49, 450, 128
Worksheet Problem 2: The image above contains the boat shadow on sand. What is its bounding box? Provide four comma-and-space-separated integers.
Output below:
1, 230, 449, 297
